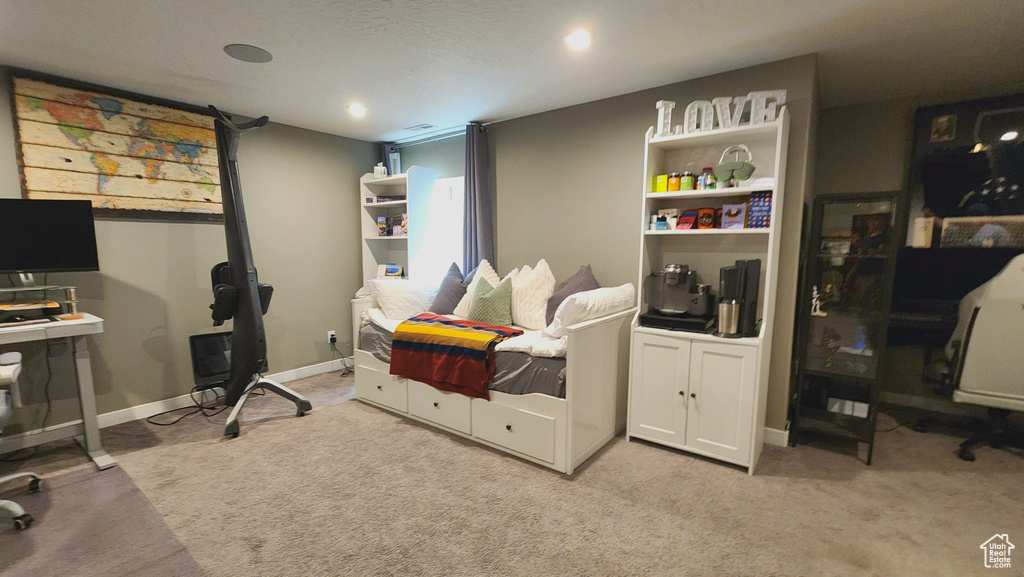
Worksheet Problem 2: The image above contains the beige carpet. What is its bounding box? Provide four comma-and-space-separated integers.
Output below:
95, 377, 1024, 577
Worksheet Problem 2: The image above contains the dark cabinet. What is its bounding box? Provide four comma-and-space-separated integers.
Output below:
791, 192, 901, 464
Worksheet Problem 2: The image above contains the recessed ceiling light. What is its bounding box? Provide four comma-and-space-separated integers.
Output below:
223, 44, 273, 64
1000, 130, 1019, 141
347, 103, 368, 118
564, 28, 592, 51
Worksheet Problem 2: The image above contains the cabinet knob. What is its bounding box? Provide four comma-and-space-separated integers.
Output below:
690, 393, 697, 399
376, 385, 383, 390
678, 391, 685, 396
506, 424, 512, 432
433, 402, 439, 408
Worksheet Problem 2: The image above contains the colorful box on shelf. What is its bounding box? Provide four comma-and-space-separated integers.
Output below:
747, 191, 772, 229
721, 203, 746, 229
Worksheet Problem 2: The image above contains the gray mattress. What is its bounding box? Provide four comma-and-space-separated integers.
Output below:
359, 322, 566, 398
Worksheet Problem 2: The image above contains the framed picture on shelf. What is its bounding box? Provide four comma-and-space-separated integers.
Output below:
820, 238, 852, 257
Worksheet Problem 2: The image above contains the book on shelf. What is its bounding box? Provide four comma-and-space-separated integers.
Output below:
367, 194, 407, 203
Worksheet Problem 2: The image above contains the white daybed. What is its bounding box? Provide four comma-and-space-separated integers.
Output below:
350, 297, 635, 475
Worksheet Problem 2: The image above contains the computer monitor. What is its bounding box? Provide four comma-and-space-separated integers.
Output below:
189, 332, 234, 389
0, 199, 100, 274
189, 331, 269, 389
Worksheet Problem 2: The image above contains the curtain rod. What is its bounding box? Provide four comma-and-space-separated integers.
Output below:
394, 127, 466, 149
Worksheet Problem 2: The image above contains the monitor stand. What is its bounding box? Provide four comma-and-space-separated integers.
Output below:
15, 273, 40, 288
5, 274, 59, 291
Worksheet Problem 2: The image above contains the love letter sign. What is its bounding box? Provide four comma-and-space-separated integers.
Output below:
654, 90, 787, 136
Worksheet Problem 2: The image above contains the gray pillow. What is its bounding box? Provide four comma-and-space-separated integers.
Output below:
546, 264, 600, 325
428, 263, 465, 315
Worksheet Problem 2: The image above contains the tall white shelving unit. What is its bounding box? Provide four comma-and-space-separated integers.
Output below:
359, 165, 435, 285
626, 110, 790, 475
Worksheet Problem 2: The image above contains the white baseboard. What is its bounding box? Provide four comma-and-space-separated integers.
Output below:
264, 358, 347, 384
763, 427, 790, 447
96, 358, 347, 429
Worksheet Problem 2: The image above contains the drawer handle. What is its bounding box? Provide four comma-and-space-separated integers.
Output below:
376, 385, 383, 391
433, 402, 439, 408
678, 391, 685, 396
690, 393, 696, 399
506, 424, 512, 432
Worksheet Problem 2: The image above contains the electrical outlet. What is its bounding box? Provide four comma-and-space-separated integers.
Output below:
327, 330, 337, 344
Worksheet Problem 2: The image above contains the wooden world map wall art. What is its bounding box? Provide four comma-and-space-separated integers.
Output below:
10, 73, 223, 220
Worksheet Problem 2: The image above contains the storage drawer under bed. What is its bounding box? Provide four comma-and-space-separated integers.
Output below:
355, 362, 409, 413
408, 380, 472, 434
471, 398, 556, 464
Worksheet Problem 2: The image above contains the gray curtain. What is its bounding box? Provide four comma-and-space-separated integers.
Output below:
463, 122, 494, 272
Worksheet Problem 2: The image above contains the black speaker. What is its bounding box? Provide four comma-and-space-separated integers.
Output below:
736, 259, 761, 336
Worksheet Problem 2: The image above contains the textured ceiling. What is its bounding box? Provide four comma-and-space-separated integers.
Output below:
1, 0, 1022, 142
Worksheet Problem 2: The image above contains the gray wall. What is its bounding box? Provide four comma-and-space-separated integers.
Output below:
488, 55, 819, 431
0, 68, 376, 433
814, 97, 916, 196
399, 135, 466, 179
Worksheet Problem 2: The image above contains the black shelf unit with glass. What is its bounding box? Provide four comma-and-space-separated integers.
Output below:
790, 191, 902, 464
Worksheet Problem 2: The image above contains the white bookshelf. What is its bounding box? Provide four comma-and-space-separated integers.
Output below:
627, 111, 790, 474
359, 166, 435, 284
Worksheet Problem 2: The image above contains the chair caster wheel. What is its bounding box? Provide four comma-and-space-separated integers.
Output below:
224, 421, 240, 438
957, 446, 976, 462
297, 410, 305, 417
13, 514, 33, 530
28, 478, 42, 493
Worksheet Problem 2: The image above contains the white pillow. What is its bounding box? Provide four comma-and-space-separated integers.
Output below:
453, 259, 500, 317
543, 283, 635, 338
503, 266, 520, 286
367, 278, 438, 320
512, 259, 556, 330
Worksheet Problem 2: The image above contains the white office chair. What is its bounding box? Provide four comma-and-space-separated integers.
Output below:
0, 352, 42, 530
948, 254, 1024, 461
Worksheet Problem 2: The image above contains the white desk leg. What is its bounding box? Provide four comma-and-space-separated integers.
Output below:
71, 335, 116, 470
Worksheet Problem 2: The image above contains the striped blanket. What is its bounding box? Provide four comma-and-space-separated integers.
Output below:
389, 313, 523, 400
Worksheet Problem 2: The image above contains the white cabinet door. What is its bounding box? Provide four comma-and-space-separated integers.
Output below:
686, 341, 756, 464
628, 332, 690, 447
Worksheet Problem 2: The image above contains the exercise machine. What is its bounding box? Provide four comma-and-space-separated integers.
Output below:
207, 107, 312, 438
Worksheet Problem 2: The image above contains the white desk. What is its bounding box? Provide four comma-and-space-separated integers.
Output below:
0, 314, 115, 470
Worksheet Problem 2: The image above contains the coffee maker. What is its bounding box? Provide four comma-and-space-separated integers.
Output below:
643, 264, 713, 316
640, 264, 716, 333
717, 259, 761, 337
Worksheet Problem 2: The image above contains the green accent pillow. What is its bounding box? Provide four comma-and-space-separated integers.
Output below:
467, 276, 513, 327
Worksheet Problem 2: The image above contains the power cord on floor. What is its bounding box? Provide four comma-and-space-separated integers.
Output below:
145, 386, 227, 426
331, 343, 352, 377
875, 405, 921, 433
144, 376, 273, 427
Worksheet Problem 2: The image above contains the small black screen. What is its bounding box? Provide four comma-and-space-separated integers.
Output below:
0, 199, 100, 273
